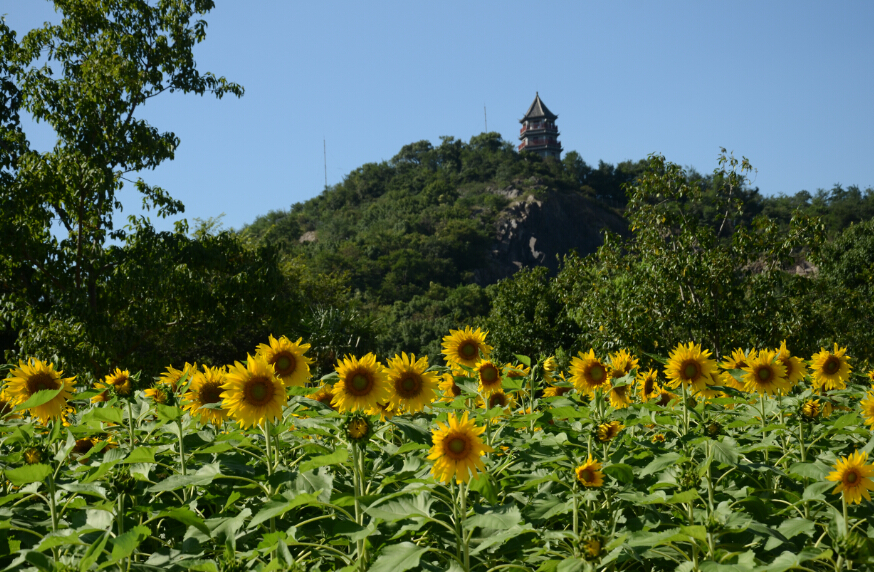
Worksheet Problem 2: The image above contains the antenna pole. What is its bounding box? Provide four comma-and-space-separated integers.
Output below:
323, 138, 328, 190
484, 105, 488, 132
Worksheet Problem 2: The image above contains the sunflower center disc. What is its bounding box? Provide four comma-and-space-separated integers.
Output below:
758, 368, 771, 381
847, 472, 858, 483
28, 373, 58, 393
250, 382, 269, 401
482, 367, 497, 382
461, 343, 476, 357
590, 366, 604, 382
826, 360, 837, 372
202, 383, 222, 403
448, 438, 466, 454
275, 356, 293, 373
351, 374, 369, 392
580, 469, 594, 482
684, 364, 698, 379
401, 377, 418, 393
490, 395, 506, 408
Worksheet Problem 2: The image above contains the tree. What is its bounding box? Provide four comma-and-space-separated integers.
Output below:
0, 1, 256, 379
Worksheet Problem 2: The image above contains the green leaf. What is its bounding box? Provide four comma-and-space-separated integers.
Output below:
514, 354, 532, 367
5, 463, 51, 486
710, 438, 739, 465
99, 525, 149, 569
78, 532, 109, 572
12, 388, 61, 412
831, 413, 858, 430
469, 472, 498, 505
156, 507, 211, 536
788, 462, 829, 480
369, 542, 430, 572
680, 525, 707, 542
147, 463, 221, 492
155, 404, 184, 422
464, 504, 523, 530
640, 453, 685, 477
248, 492, 321, 528
556, 558, 588, 572
777, 518, 815, 539
122, 447, 157, 464
298, 447, 347, 474
84, 407, 124, 425
603, 463, 634, 484
366, 495, 433, 522
667, 490, 700, 504
37, 530, 85, 552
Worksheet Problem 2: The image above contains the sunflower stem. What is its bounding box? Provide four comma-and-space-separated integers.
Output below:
350, 443, 365, 561
263, 420, 276, 561
842, 494, 849, 537
176, 419, 187, 476
126, 400, 135, 449
459, 480, 470, 572
572, 482, 580, 557
681, 384, 690, 436
759, 396, 769, 464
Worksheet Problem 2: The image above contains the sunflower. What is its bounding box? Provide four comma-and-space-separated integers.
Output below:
503, 363, 530, 379
637, 369, 660, 402
307, 384, 337, 409
608, 383, 632, 409
385, 352, 438, 413
4, 359, 76, 424
542, 356, 558, 383
332, 353, 390, 413
427, 411, 494, 484
344, 413, 374, 445
608, 349, 638, 379
221, 356, 288, 428
543, 382, 573, 398
475, 360, 503, 396
584, 537, 602, 559
438, 373, 463, 402
742, 349, 790, 396
653, 388, 679, 408
652, 433, 666, 443
256, 335, 313, 388
665, 342, 717, 393
719, 348, 750, 371
480, 390, 515, 415
574, 455, 604, 487
810, 344, 851, 391
0, 390, 19, 419
144, 385, 173, 405
182, 366, 229, 425
69, 436, 118, 464
441, 327, 492, 368
367, 402, 396, 421
596, 420, 624, 442
695, 374, 723, 401
23, 447, 44, 465
774, 340, 805, 387
158, 362, 197, 393
92, 368, 133, 403
800, 399, 821, 421
570, 350, 610, 395
826, 450, 874, 504
860, 393, 874, 428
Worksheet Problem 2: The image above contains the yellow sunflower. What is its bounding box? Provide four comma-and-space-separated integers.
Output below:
826, 450, 874, 504
608, 349, 638, 379
653, 388, 679, 408
810, 344, 851, 391
427, 411, 494, 484
652, 433, 666, 443
543, 381, 573, 398
801, 399, 821, 420
665, 342, 717, 393
92, 368, 132, 403
144, 384, 172, 405
569, 349, 610, 395
441, 326, 492, 368
158, 362, 197, 393
221, 356, 288, 428
475, 359, 503, 396
574, 455, 604, 487
182, 366, 229, 425
503, 363, 530, 379
542, 356, 558, 383
256, 335, 313, 387
331, 353, 390, 413
69, 435, 118, 464
860, 393, 874, 428
719, 348, 750, 371
597, 420, 625, 442
367, 402, 396, 421
307, 384, 337, 410
742, 349, 790, 396
774, 340, 805, 387
385, 352, 438, 413
23, 447, 43, 465
608, 383, 632, 409
637, 369, 660, 402
4, 359, 76, 424
438, 373, 463, 402
0, 390, 19, 419
480, 390, 515, 415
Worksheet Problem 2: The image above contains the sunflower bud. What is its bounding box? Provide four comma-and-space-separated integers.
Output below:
343, 413, 373, 446
705, 421, 722, 438
110, 468, 138, 497
23, 446, 45, 465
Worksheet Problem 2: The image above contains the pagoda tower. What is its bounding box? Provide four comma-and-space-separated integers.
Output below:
518, 92, 562, 159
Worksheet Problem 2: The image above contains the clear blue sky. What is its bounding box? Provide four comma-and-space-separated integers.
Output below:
3, 1, 873, 233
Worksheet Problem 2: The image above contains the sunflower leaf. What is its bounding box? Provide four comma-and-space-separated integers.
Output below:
297, 447, 347, 474
368, 542, 430, 572
12, 388, 62, 412
603, 463, 634, 484
464, 504, 523, 530
514, 354, 532, 367
5, 464, 51, 486
155, 404, 184, 422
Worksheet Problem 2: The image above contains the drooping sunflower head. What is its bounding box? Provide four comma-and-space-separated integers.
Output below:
427, 411, 494, 484
596, 420, 625, 442
221, 356, 288, 429
144, 385, 174, 406
569, 350, 610, 395
542, 356, 558, 383
475, 360, 503, 396
774, 340, 805, 387
826, 450, 874, 505
860, 393, 874, 428
386, 352, 438, 413
441, 326, 492, 368
256, 335, 313, 388
158, 362, 197, 393
438, 373, 463, 403
182, 366, 229, 426
637, 369, 660, 402
608, 383, 632, 410
503, 363, 530, 379
608, 349, 638, 379
719, 348, 750, 371
574, 455, 604, 487
307, 384, 336, 410
4, 359, 76, 424
332, 353, 390, 413
742, 349, 789, 396
665, 342, 717, 392
810, 344, 851, 391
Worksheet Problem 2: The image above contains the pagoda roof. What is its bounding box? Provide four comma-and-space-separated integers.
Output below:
520, 92, 557, 122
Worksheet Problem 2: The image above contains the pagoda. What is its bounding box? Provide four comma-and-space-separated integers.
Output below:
518, 93, 562, 159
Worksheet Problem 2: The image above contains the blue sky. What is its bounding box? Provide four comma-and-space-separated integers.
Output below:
4, 1, 873, 233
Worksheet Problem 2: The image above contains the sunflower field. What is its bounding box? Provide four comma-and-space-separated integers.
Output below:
2, 328, 874, 572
